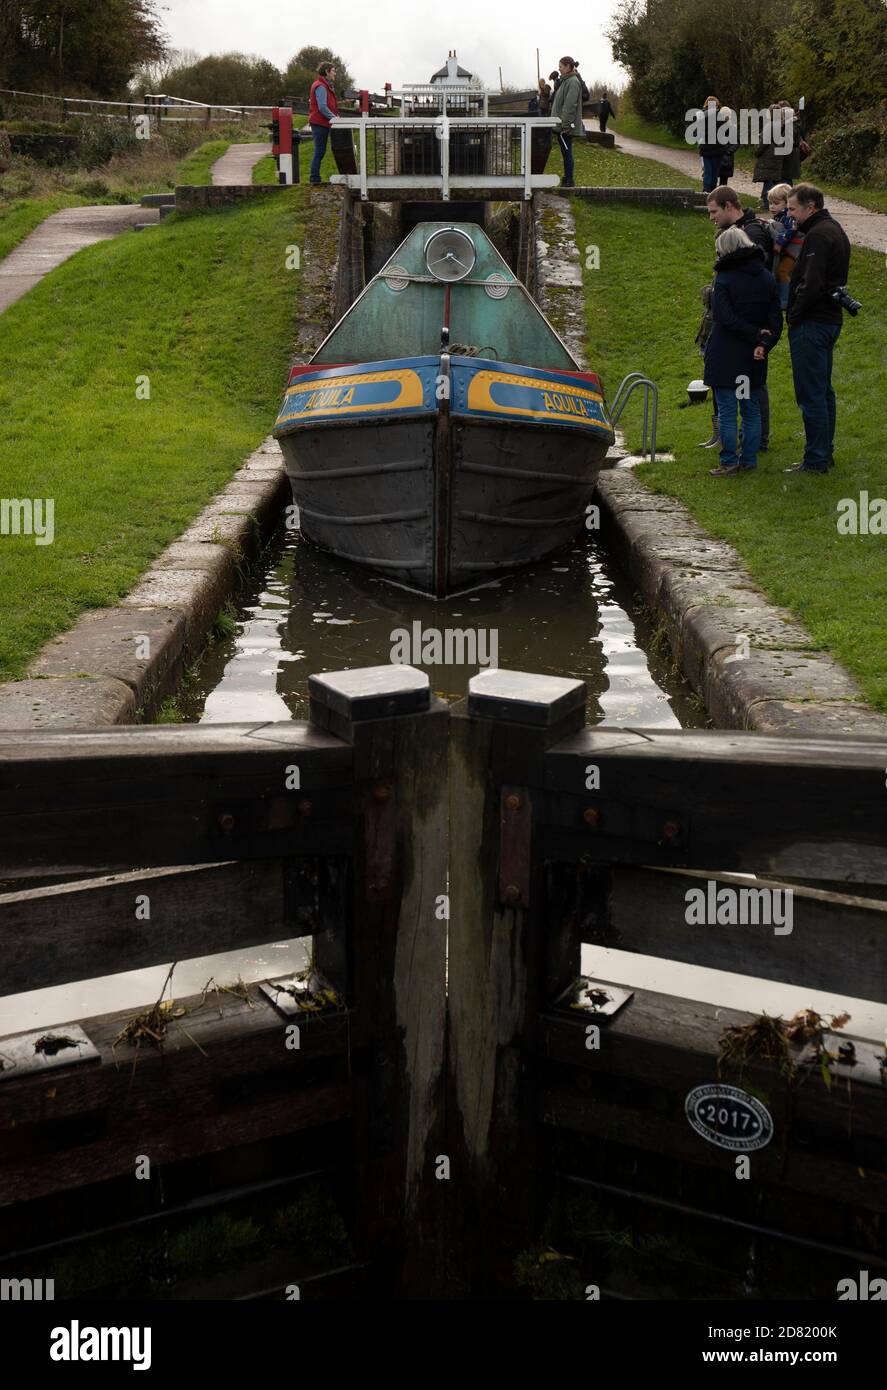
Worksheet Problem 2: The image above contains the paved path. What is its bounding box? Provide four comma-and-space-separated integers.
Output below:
211, 142, 272, 185
0, 204, 157, 315
608, 129, 886, 252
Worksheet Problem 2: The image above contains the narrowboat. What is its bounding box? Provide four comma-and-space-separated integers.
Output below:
273, 221, 614, 597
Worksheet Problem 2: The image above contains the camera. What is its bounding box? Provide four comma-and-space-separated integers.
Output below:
832, 285, 862, 316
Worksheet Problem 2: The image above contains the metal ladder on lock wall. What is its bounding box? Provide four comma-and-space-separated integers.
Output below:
610, 372, 659, 463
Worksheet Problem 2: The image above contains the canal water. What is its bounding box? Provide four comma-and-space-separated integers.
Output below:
5, 524, 885, 1046
183, 520, 702, 727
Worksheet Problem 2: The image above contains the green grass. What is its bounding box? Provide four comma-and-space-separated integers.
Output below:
0, 193, 89, 260
570, 136, 695, 188
174, 139, 231, 185
0, 188, 307, 680
252, 153, 278, 184
608, 110, 690, 152
574, 200, 887, 710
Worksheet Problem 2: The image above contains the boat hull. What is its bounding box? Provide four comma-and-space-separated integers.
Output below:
274, 355, 614, 596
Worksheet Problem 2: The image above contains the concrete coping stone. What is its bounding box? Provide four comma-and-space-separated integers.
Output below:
0, 677, 136, 730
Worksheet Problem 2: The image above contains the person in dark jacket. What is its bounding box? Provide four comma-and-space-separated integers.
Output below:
598, 91, 613, 132
704, 227, 782, 476
706, 186, 773, 448
783, 183, 851, 474
698, 95, 723, 193
308, 62, 338, 185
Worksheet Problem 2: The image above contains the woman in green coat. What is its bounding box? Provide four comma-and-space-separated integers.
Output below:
550, 56, 584, 187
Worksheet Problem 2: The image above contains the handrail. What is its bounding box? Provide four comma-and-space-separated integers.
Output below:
610, 373, 659, 462
609, 370, 648, 417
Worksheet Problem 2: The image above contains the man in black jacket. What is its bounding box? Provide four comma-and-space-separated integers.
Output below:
705, 187, 772, 448
783, 183, 851, 474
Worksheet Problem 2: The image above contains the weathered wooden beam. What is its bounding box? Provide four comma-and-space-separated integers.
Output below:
308, 665, 448, 1294
0, 984, 353, 1206
575, 863, 887, 1001
540, 990, 887, 1215
543, 727, 887, 882
447, 669, 588, 1292
0, 721, 353, 875
542, 1086, 887, 1213
0, 857, 349, 998
540, 993, 887, 1129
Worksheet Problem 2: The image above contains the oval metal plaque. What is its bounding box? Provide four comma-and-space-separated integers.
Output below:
685, 1083, 773, 1151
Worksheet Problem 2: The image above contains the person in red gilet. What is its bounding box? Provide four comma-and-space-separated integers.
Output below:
308, 62, 338, 185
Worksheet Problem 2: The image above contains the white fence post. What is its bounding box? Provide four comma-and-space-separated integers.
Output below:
359, 120, 368, 201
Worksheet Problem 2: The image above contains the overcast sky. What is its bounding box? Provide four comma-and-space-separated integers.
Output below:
156, 0, 628, 89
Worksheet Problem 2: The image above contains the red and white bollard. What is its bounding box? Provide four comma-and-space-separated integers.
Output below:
273, 105, 295, 184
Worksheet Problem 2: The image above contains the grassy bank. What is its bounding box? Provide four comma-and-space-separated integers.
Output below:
0, 188, 307, 681
574, 200, 887, 710
571, 136, 695, 188
174, 139, 232, 185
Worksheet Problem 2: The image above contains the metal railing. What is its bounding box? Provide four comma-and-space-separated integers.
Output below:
400, 83, 490, 117
610, 372, 659, 462
0, 86, 280, 124
331, 115, 559, 200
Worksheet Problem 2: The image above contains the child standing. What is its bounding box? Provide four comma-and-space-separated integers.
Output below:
767, 182, 804, 309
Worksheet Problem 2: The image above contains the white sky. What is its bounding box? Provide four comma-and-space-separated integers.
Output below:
156, 0, 628, 89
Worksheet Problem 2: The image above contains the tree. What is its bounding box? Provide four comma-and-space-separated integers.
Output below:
778, 0, 887, 121
129, 46, 199, 95
609, 0, 884, 135
8, 0, 167, 95
163, 52, 285, 106
0, 1, 18, 87
608, 0, 794, 133
284, 44, 354, 95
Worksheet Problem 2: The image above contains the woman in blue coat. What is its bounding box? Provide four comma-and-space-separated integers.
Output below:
704, 226, 782, 477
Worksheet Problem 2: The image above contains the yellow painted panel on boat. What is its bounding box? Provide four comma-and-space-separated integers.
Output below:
467, 370, 608, 429
280, 369, 425, 424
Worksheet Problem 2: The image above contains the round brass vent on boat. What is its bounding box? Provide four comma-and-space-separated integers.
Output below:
383, 264, 410, 292
484, 273, 510, 299
423, 227, 476, 283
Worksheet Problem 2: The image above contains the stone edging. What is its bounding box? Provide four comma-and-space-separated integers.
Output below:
562, 187, 705, 206
596, 469, 887, 736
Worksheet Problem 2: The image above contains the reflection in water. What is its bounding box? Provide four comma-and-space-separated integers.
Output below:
193, 526, 703, 728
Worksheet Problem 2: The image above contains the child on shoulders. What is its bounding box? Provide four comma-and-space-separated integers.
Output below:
767, 182, 804, 309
